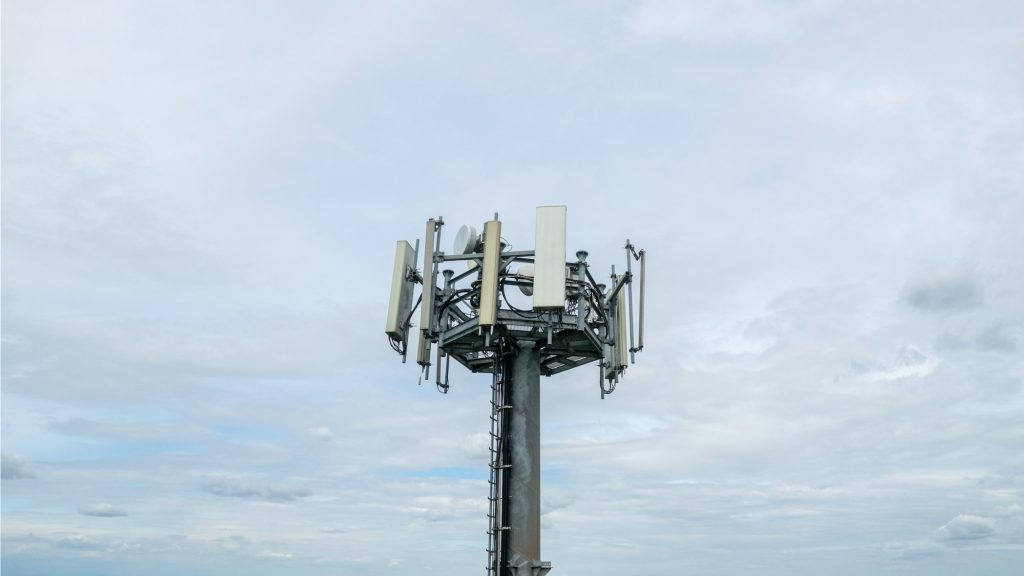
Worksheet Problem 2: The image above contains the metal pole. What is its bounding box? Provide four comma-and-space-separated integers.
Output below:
505, 341, 550, 576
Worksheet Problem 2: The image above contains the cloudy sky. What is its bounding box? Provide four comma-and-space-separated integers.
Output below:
3, 1, 1023, 574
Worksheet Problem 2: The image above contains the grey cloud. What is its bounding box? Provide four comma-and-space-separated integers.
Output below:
78, 502, 128, 517
846, 345, 934, 383
937, 514, 995, 545
902, 267, 983, 311
975, 322, 1023, 353
884, 542, 942, 562
937, 322, 1023, 353
2, 453, 36, 479
200, 479, 311, 502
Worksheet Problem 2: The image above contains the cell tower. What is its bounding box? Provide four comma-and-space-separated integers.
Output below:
385, 206, 646, 576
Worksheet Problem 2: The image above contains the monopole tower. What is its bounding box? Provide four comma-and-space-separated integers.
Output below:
386, 206, 646, 575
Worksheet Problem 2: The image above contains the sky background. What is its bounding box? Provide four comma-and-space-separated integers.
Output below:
2, 1, 1023, 574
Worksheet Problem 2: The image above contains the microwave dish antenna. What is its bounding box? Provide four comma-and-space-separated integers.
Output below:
515, 264, 534, 296
453, 224, 481, 255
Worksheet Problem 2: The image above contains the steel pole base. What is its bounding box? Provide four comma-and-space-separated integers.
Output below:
505, 341, 551, 576
509, 559, 552, 576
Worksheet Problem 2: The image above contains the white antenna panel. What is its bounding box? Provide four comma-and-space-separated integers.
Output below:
385, 240, 416, 340
533, 205, 567, 309
419, 219, 437, 335
479, 220, 502, 326
417, 219, 438, 366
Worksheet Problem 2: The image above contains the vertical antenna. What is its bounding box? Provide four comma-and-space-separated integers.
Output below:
385, 241, 416, 342
616, 282, 629, 371
638, 249, 646, 352
417, 219, 437, 366
533, 206, 567, 309
575, 251, 589, 332
480, 219, 502, 327
625, 240, 637, 364
607, 268, 617, 379
435, 345, 443, 390
403, 238, 420, 364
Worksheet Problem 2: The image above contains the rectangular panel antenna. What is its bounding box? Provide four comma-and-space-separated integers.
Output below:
417, 219, 437, 365
479, 219, 502, 326
385, 240, 416, 341
419, 219, 437, 335
533, 205, 567, 309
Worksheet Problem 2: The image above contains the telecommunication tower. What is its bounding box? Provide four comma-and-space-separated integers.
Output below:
385, 206, 646, 576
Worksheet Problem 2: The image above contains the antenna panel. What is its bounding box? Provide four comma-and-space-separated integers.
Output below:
385, 240, 416, 340
419, 219, 437, 336
533, 205, 567, 309
479, 219, 502, 326
616, 285, 629, 370
417, 219, 438, 366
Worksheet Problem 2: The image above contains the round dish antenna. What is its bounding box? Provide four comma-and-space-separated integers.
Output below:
453, 225, 480, 255
516, 264, 534, 296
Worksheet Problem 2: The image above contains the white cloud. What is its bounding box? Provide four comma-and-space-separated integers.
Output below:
308, 426, 334, 441
78, 503, 128, 518
255, 550, 293, 560
937, 514, 996, 545
56, 533, 105, 551
902, 265, 984, 312
458, 431, 490, 460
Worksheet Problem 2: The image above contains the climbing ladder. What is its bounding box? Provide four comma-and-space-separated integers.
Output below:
486, 343, 513, 576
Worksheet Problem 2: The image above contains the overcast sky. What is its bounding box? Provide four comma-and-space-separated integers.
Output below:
2, 1, 1023, 575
